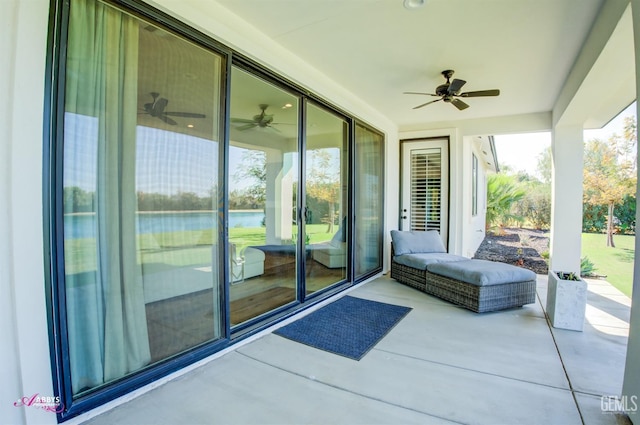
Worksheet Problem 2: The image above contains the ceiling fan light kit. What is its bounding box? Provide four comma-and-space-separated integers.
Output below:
403, 0, 426, 10
404, 69, 500, 111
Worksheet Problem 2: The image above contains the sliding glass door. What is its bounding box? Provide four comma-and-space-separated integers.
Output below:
304, 103, 349, 294
227, 71, 351, 322
228, 67, 300, 325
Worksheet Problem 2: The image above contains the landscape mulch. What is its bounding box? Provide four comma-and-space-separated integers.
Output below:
473, 227, 549, 275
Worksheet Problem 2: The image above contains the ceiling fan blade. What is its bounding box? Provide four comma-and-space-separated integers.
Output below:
413, 98, 443, 109
451, 98, 469, 110
403, 91, 439, 96
231, 118, 256, 124
163, 111, 206, 118
159, 115, 177, 125
237, 123, 257, 131
460, 89, 500, 97
154, 98, 169, 115
448, 79, 466, 94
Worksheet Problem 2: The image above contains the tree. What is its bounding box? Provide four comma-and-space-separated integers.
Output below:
64, 186, 95, 213
232, 150, 267, 209
306, 149, 341, 233
622, 115, 637, 169
514, 181, 551, 230
486, 173, 526, 233
583, 136, 636, 247
536, 146, 552, 185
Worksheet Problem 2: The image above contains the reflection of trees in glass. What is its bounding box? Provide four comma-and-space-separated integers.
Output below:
231, 150, 266, 210
64, 186, 95, 212
65, 187, 221, 212
136, 191, 215, 211
307, 149, 340, 233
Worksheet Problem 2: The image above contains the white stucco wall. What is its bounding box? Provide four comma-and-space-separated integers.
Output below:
1, 3, 26, 425
464, 136, 491, 258
2, 1, 56, 425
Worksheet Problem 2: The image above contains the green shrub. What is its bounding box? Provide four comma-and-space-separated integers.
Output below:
486, 174, 526, 231
580, 256, 597, 277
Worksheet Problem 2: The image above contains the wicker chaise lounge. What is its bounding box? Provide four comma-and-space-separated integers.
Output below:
390, 230, 537, 313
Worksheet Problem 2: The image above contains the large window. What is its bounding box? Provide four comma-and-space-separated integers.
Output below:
62, 0, 224, 397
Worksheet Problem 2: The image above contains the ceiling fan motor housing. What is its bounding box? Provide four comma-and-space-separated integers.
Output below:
435, 84, 450, 96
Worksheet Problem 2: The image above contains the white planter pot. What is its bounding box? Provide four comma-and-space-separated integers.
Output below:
546, 271, 588, 331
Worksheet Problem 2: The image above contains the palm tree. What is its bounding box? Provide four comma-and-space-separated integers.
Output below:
486, 174, 526, 233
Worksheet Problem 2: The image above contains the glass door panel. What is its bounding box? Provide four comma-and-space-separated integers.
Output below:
304, 103, 348, 294
228, 67, 300, 325
355, 124, 384, 277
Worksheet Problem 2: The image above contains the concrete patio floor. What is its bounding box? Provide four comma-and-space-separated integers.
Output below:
80, 274, 632, 425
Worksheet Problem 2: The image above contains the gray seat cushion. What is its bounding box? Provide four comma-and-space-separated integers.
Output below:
427, 259, 536, 286
393, 253, 468, 270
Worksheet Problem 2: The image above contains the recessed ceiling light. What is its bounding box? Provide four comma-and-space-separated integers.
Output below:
403, 0, 426, 10
282, 103, 293, 109
187, 124, 194, 128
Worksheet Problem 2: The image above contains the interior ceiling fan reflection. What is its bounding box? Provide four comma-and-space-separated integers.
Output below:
404, 69, 500, 111
140, 92, 206, 125
231, 104, 292, 132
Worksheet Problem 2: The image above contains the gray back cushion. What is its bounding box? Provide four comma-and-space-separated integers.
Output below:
390, 230, 446, 255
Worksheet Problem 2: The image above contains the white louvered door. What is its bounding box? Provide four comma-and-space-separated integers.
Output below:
401, 139, 449, 247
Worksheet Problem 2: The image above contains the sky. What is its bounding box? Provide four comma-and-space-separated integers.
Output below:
494, 102, 637, 178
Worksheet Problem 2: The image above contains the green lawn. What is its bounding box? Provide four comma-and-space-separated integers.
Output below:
64, 224, 337, 275
582, 232, 635, 297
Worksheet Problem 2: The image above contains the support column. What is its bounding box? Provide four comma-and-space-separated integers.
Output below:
265, 149, 293, 244
623, 1, 640, 420
549, 125, 584, 274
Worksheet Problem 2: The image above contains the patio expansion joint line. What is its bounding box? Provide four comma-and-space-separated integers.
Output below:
537, 291, 586, 425
374, 347, 574, 393
235, 350, 469, 425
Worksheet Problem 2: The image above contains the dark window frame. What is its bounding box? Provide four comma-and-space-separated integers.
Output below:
472, 153, 479, 217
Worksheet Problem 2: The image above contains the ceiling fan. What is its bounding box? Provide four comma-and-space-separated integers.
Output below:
404, 70, 500, 111
231, 104, 287, 132
141, 92, 206, 125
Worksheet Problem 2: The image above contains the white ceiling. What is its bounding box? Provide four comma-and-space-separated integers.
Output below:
215, 0, 610, 129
